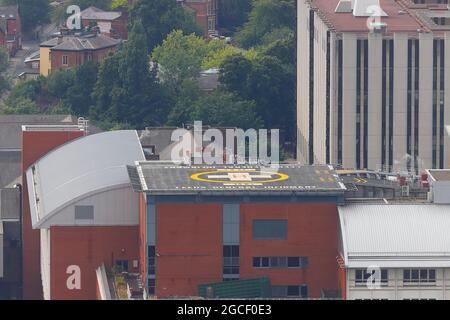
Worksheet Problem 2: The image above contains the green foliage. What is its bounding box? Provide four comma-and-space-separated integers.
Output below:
0, 47, 9, 94
130, 0, 202, 52
152, 31, 253, 91
218, 0, 252, 35
16, 0, 51, 32
235, 0, 295, 48
3, 98, 39, 114
202, 46, 257, 70
152, 30, 208, 92
71, 0, 111, 10
92, 19, 169, 128
167, 83, 263, 130
190, 90, 263, 129
111, 0, 129, 10
46, 69, 75, 99
220, 54, 296, 136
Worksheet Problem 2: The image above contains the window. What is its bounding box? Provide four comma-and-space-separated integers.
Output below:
74, 205, 94, 220
147, 279, 155, 295
253, 256, 308, 269
115, 260, 128, 272
223, 245, 239, 279
272, 285, 308, 298
62, 55, 68, 65
355, 269, 388, 285
253, 220, 287, 240
148, 245, 156, 276
403, 269, 436, 284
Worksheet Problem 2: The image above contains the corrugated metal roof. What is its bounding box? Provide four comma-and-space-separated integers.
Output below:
339, 204, 450, 267
26, 130, 145, 228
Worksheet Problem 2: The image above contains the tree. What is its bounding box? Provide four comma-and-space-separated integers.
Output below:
220, 54, 296, 137
92, 19, 169, 127
16, 0, 51, 32
190, 90, 263, 129
0, 46, 9, 94
112, 0, 129, 10
130, 0, 202, 52
3, 98, 39, 114
152, 30, 208, 92
71, 0, 111, 10
217, 0, 252, 35
235, 0, 295, 48
65, 61, 99, 116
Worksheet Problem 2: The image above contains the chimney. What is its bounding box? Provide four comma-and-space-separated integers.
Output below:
57, 34, 63, 44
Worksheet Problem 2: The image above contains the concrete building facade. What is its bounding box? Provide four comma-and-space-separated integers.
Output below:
298, 0, 450, 173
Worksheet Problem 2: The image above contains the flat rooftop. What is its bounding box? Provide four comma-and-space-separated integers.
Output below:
428, 169, 450, 182
128, 163, 346, 196
309, 0, 424, 33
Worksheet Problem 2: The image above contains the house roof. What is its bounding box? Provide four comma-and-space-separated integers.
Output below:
0, 188, 20, 220
338, 204, 450, 268
308, 0, 423, 33
0, 115, 77, 150
0, 5, 19, 20
81, 6, 122, 21
0, 151, 21, 189
26, 130, 145, 228
128, 162, 346, 196
40, 34, 121, 51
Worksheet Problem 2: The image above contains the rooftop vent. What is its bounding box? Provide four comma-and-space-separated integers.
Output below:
335, 0, 352, 13
353, 0, 388, 17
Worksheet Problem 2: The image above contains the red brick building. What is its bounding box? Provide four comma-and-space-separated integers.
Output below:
39, 33, 120, 76
128, 163, 346, 299
0, 5, 21, 56
22, 125, 85, 300
181, 0, 218, 37
25, 130, 145, 299
80, 6, 128, 40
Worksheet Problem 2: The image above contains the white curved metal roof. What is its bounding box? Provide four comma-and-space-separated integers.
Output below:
339, 204, 450, 268
27, 130, 145, 228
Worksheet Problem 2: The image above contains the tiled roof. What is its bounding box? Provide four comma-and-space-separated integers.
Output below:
81, 6, 122, 20
41, 34, 121, 51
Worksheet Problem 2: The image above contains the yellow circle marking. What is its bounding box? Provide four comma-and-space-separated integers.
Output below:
190, 170, 289, 184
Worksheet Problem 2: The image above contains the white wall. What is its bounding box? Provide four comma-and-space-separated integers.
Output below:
41, 228, 51, 300
347, 268, 450, 300
38, 186, 139, 228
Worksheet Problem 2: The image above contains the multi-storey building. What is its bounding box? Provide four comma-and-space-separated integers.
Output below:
128, 162, 346, 299
297, 0, 450, 173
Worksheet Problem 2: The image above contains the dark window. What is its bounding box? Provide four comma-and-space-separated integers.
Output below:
287, 286, 300, 296
288, 257, 300, 268
223, 245, 239, 277
254, 256, 308, 269
253, 220, 287, 240
337, 39, 343, 165
147, 279, 155, 295
74, 205, 94, 220
355, 268, 388, 285
403, 269, 436, 284
115, 260, 128, 272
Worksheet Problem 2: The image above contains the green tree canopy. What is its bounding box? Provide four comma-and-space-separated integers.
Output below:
3, 0, 51, 32
235, 0, 295, 48
130, 0, 202, 52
